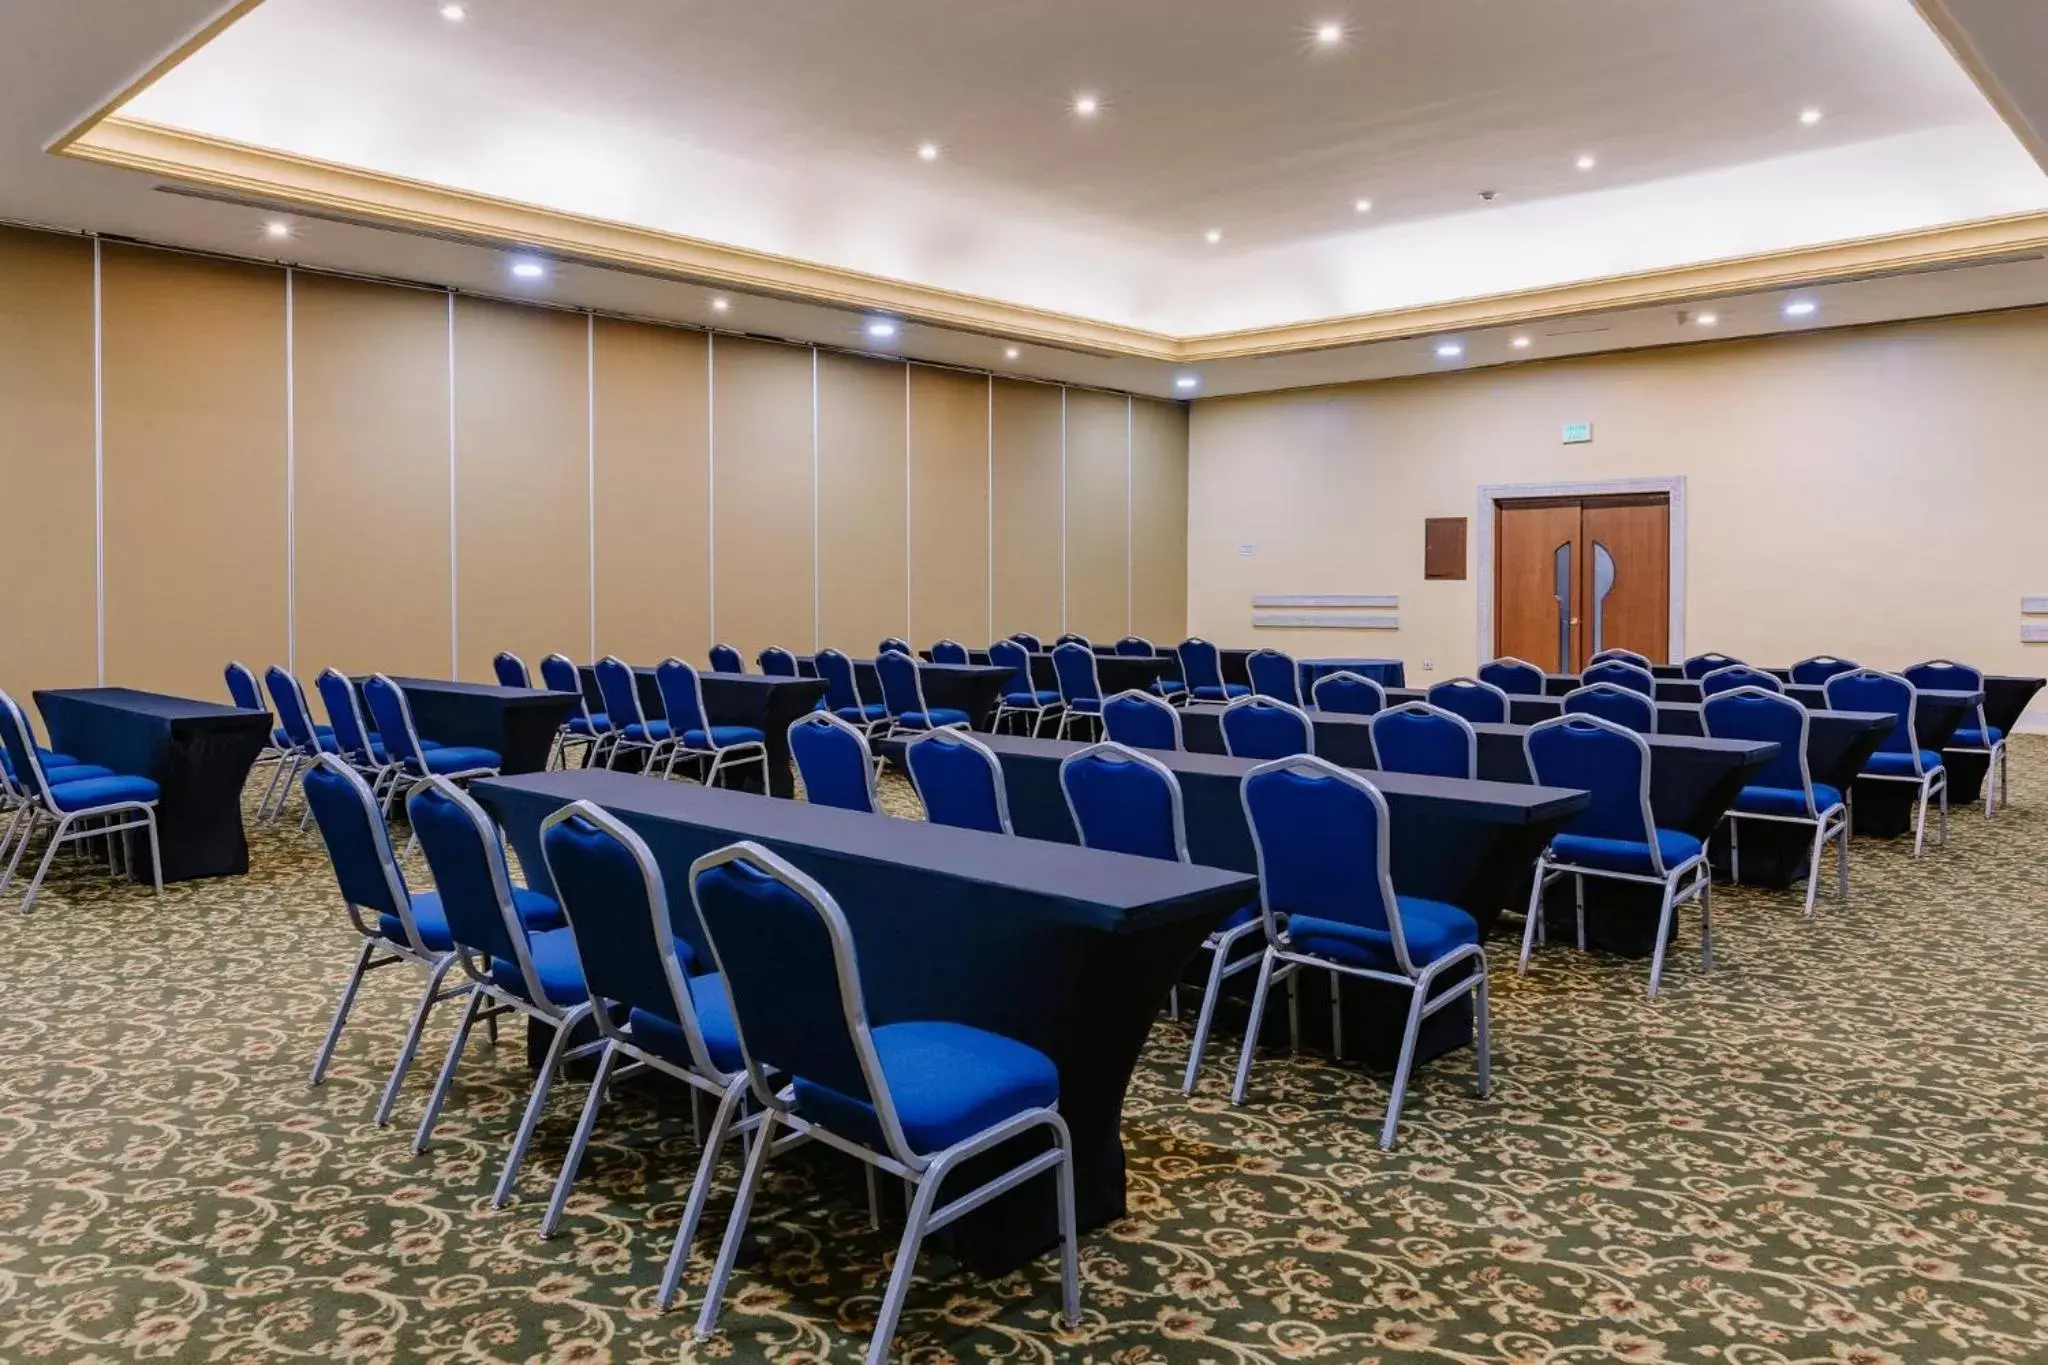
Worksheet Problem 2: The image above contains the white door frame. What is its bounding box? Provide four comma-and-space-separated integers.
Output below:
1475, 475, 1686, 666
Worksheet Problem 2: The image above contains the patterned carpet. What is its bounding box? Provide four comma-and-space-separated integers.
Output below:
2, 744, 2045, 1364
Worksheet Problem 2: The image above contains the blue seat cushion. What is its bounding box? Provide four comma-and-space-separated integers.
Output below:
1550, 829, 1704, 874
488, 926, 589, 1006
680, 726, 767, 749
272, 725, 338, 749
623, 720, 672, 742
418, 745, 501, 775
42, 764, 117, 785
1151, 679, 1187, 695
835, 704, 890, 724
1205, 901, 1259, 943
791, 1020, 1058, 1155
1066, 698, 1103, 715
626, 970, 741, 1075
381, 885, 565, 953
1003, 690, 1061, 707
1286, 896, 1477, 969
1733, 783, 1843, 817
35, 749, 79, 768
47, 774, 162, 813
1864, 750, 1942, 778
1192, 684, 1251, 701
1951, 725, 2003, 748
566, 713, 610, 735
895, 710, 969, 731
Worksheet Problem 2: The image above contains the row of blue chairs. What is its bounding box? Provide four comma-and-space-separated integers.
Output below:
0, 690, 163, 912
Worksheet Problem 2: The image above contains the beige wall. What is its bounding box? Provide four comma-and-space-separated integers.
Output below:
1189, 308, 2048, 723
0, 225, 1188, 704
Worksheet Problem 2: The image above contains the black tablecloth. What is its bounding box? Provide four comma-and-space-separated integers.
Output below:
1942, 676, 2043, 805
1299, 658, 1407, 689
34, 688, 270, 883
577, 666, 828, 798
1542, 672, 1701, 705
473, 768, 1254, 1276
368, 677, 573, 776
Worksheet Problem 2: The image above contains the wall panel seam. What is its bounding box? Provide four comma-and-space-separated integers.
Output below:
986, 375, 994, 644
904, 365, 913, 642
1125, 394, 1133, 639
447, 290, 458, 677
1059, 387, 1068, 634
811, 346, 820, 651
586, 311, 596, 660
707, 331, 716, 650
92, 237, 105, 685
285, 268, 297, 672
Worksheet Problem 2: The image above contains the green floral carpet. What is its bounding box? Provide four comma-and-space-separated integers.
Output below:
2, 744, 2045, 1363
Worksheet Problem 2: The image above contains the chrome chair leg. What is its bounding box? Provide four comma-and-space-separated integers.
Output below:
1646, 874, 1681, 999
694, 1108, 782, 1334
492, 1002, 594, 1207
374, 954, 457, 1126
412, 987, 485, 1153
654, 1075, 750, 1311
541, 1040, 622, 1237
1379, 979, 1430, 1150
311, 939, 379, 1085
1229, 948, 1280, 1105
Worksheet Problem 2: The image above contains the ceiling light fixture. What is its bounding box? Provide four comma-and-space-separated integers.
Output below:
509, 258, 546, 279
1799, 107, 1823, 126
440, 4, 465, 20
1314, 20, 1345, 46
1073, 93, 1100, 118
1175, 375, 1199, 391
1204, 228, 1223, 245
917, 142, 940, 162
867, 319, 899, 339
1695, 311, 1718, 326
263, 221, 291, 239
1575, 153, 1597, 171
1004, 346, 1021, 360
1435, 341, 1463, 359
710, 297, 729, 313
1783, 299, 1817, 318
1353, 197, 1372, 214
1510, 336, 1531, 349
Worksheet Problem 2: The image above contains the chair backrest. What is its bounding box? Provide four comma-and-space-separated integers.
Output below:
1581, 659, 1656, 698
1903, 659, 1983, 694
1681, 652, 1740, 681
265, 666, 323, 752
544, 801, 727, 1077
872, 648, 930, 718
315, 668, 381, 766
708, 644, 744, 674
1051, 642, 1103, 707
407, 777, 538, 988
1054, 633, 1092, 649
301, 753, 424, 952
1591, 647, 1653, 670
654, 658, 711, 738
1220, 694, 1314, 760
1245, 649, 1300, 705
906, 729, 1012, 834
758, 646, 798, 677
1477, 657, 1546, 696
492, 651, 530, 688
1525, 714, 1659, 862
1699, 663, 1782, 697
987, 639, 1034, 698
1058, 741, 1188, 861
1241, 756, 1416, 972
691, 841, 921, 1162
1824, 669, 1921, 763
1176, 637, 1225, 694
593, 656, 648, 732
225, 660, 267, 713
788, 712, 878, 814
1114, 635, 1156, 657
1102, 688, 1182, 750
877, 637, 913, 657
1311, 670, 1385, 716
1009, 631, 1043, 651
1562, 681, 1656, 734
1427, 676, 1510, 724
539, 652, 598, 729
1703, 686, 1818, 810
928, 639, 969, 665
1790, 654, 1858, 686
1369, 702, 1476, 779
362, 675, 427, 771
0, 692, 51, 808
813, 647, 865, 713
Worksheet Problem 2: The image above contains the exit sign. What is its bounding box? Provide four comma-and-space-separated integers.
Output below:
1561, 422, 1594, 444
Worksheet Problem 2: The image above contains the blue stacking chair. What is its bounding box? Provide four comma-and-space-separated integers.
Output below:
541, 652, 608, 769
264, 665, 341, 823
363, 674, 502, 787
1311, 670, 1385, 716
1221, 695, 1314, 759
688, 842, 1081, 1353
1478, 657, 1545, 696
0, 690, 161, 913
758, 646, 799, 677
905, 729, 1012, 833
1791, 655, 1858, 686
1581, 659, 1655, 698
316, 668, 403, 804
404, 778, 592, 1211
1176, 637, 1247, 702
1054, 632, 1092, 649
1116, 635, 1184, 703
815, 647, 891, 737
595, 655, 670, 771
1563, 681, 1656, 734
878, 636, 914, 657
1681, 652, 1741, 681
493, 651, 531, 688
1060, 741, 1260, 1095
707, 644, 744, 674
1370, 702, 1476, 779
1009, 631, 1044, 651
535, 803, 757, 1307
1102, 688, 1182, 750
1825, 668, 1948, 857
1521, 714, 1711, 997
1427, 676, 1510, 725
1699, 664, 1781, 697
1051, 642, 1106, 739
1705, 687, 1849, 917
1246, 648, 1301, 706
1906, 659, 2004, 816
875, 648, 970, 738
226, 659, 292, 817
788, 712, 880, 814
0, 718, 110, 878
1231, 756, 1491, 1145
1591, 647, 1654, 670
655, 658, 768, 788
929, 639, 970, 665
989, 639, 1061, 737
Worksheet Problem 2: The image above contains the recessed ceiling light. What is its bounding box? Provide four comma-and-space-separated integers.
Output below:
440, 3, 465, 20
1575, 153, 1597, 171
710, 297, 729, 313
1353, 198, 1372, 214
1204, 228, 1223, 245
1314, 21, 1345, 45
1435, 341, 1463, 359
263, 221, 291, 239
1004, 346, 1020, 360
1695, 311, 1718, 326
1783, 299, 1817, 318
1510, 335, 1531, 349
1175, 375, 1199, 390
867, 319, 898, 339
917, 142, 940, 162
1073, 93, 1100, 118
1799, 107, 1824, 126
509, 258, 546, 279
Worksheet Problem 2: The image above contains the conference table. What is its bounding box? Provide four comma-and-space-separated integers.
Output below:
804, 656, 1015, 730
472, 767, 1255, 1276
1298, 657, 1407, 689
33, 687, 271, 883
941, 650, 1178, 701
365, 677, 575, 776
575, 666, 828, 798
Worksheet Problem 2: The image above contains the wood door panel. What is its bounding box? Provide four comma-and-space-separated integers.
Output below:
1495, 501, 1582, 672
1581, 499, 1669, 665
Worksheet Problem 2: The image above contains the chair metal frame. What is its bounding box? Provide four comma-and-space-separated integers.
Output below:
1824, 668, 1949, 857
1579, 659, 1656, 699
1562, 681, 1658, 734
594, 655, 669, 772
1703, 686, 1849, 918
1220, 693, 1315, 759
877, 636, 914, 657
1518, 713, 1712, 997
905, 728, 1014, 833
366, 674, 502, 787
788, 711, 881, 814
1310, 669, 1386, 716
1245, 648, 1302, 706
1477, 656, 1546, 696
1228, 755, 1491, 1146
1680, 652, 1741, 681
988, 639, 1062, 737
876, 649, 973, 741
1102, 687, 1184, 750
1789, 655, 1859, 687
814, 647, 892, 740
492, 651, 531, 688
541, 652, 607, 769
688, 841, 1081, 1360
1175, 636, 1240, 703
1698, 663, 1782, 697
315, 667, 405, 806
1369, 701, 1478, 779
1590, 647, 1654, 670
227, 660, 291, 819
1906, 658, 2005, 817
707, 644, 745, 674
656, 658, 771, 789
1427, 675, 1513, 724
0, 691, 163, 914
1117, 634, 1186, 706
757, 645, 799, 677
1008, 631, 1044, 652
265, 665, 335, 828
928, 638, 970, 665
1051, 642, 1108, 740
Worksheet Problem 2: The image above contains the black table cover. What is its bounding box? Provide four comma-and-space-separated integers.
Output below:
472, 768, 1254, 1276
370, 677, 573, 776
34, 688, 270, 883
1942, 676, 2042, 806
1299, 658, 1407, 689
577, 666, 828, 798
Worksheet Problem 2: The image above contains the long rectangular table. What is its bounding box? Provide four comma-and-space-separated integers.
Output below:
824, 657, 1015, 729
366, 677, 574, 776
472, 767, 1255, 1276
576, 666, 828, 798
34, 688, 271, 882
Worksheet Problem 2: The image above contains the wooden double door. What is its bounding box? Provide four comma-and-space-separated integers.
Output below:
1494, 493, 1669, 673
